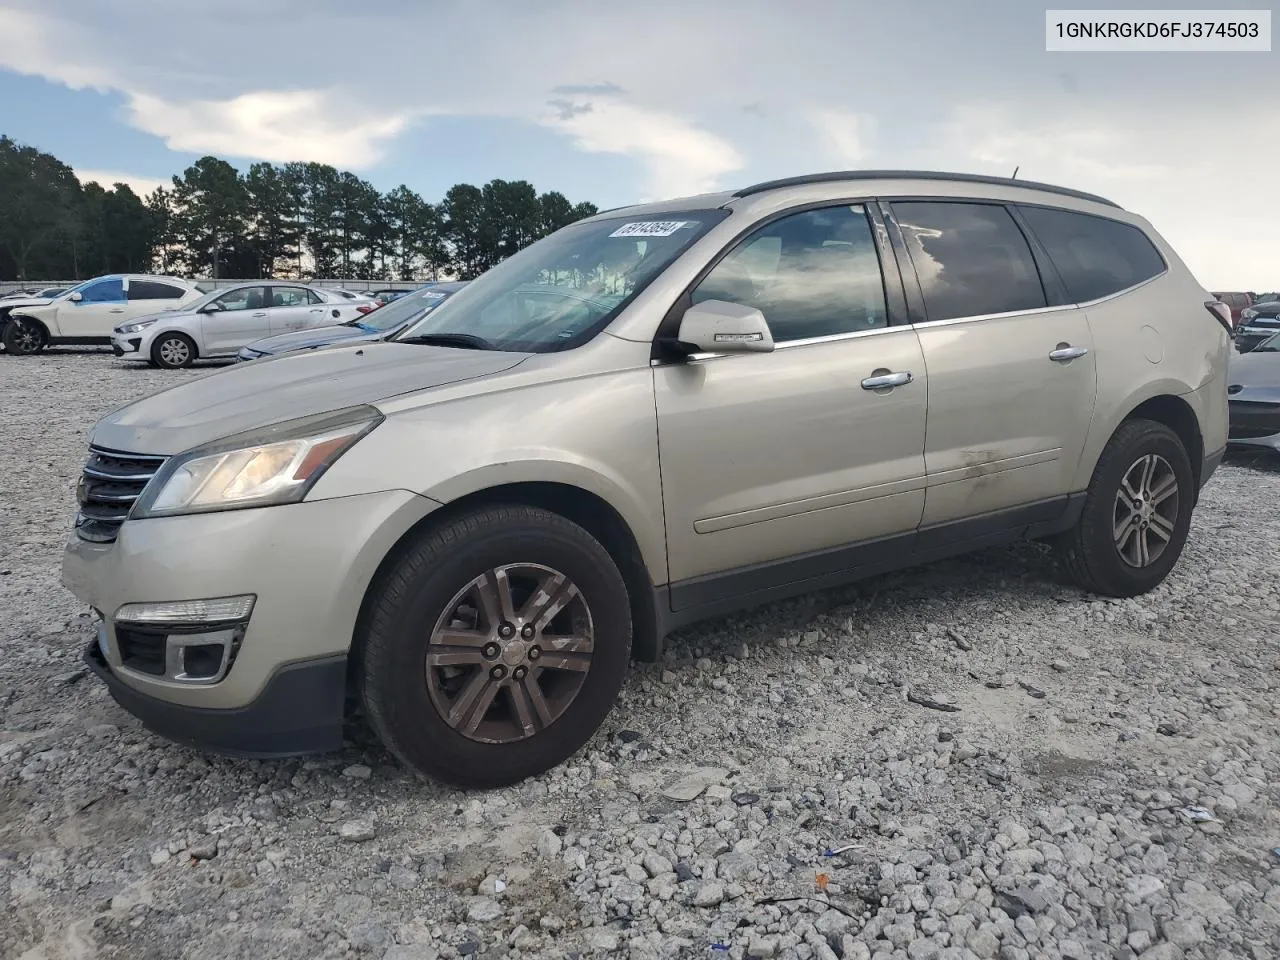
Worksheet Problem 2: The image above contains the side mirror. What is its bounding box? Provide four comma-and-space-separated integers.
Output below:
199, 302, 223, 313
67, 291, 82, 302
668, 299, 774, 356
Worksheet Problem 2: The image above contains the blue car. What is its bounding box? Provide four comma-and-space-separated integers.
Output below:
236, 281, 467, 361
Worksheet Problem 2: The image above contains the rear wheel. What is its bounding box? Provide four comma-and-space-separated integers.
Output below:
1056, 418, 1194, 597
151, 332, 196, 369
359, 505, 632, 787
2, 318, 46, 355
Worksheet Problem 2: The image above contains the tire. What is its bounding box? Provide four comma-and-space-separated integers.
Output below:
151, 332, 196, 369
359, 505, 633, 788
2, 318, 46, 355
1055, 418, 1195, 597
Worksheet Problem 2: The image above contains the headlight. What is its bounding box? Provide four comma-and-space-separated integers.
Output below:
131, 405, 382, 519
1241, 308, 1257, 320
119, 318, 159, 334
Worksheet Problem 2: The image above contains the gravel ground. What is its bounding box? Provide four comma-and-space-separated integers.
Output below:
3, 349, 1280, 960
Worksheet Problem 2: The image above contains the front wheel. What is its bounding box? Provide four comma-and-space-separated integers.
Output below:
2, 318, 46, 355
1055, 418, 1195, 597
359, 505, 633, 787
151, 332, 196, 369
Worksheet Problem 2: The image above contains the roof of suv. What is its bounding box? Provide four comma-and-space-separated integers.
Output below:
586, 170, 1123, 221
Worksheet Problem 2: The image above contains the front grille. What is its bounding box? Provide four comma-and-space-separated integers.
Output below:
1228, 400, 1280, 441
75, 446, 166, 543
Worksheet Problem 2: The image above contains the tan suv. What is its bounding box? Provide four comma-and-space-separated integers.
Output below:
62, 171, 1231, 787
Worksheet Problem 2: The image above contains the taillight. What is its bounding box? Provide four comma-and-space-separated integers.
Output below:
1205, 300, 1233, 334
356, 304, 376, 315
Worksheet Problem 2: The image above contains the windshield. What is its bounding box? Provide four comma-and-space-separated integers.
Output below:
394, 211, 727, 352
355, 286, 456, 332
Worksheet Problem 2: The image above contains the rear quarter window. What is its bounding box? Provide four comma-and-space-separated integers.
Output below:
128, 280, 188, 300
1017, 205, 1166, 303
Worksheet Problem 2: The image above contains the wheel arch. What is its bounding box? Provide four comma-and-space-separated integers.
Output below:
350, 481, 666, 682
150, 329, 199, 363
1077, 381, 1207, 497
6, 310, 51, 343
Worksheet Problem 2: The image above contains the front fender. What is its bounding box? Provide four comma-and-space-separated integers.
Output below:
308, 366, 669, 583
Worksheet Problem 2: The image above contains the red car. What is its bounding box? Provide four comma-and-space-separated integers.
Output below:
1211, 291, 1256, 328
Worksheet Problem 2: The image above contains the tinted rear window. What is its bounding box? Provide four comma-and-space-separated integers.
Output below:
129, 280, 187, 300
1017, 206, 1166, 303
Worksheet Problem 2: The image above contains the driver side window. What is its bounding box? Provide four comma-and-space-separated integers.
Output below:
692, 205, 889, 343
215, 287, 264, 312
79, 278, 125, 304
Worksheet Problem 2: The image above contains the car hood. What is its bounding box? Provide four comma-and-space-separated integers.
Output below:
118, 307, 198, 328
92, 341, 531, 455
1248, 301, 1280, 317
1227, 350, 1280, 390
247, 323, 385, 354
2, 296, 54, 311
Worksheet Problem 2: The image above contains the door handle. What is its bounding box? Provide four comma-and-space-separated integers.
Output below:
309, 308, 323, 313
252, 312, 268, 317
1049, 344, 1089, 362
109, 308, 125, 313
861, 371, 913, 390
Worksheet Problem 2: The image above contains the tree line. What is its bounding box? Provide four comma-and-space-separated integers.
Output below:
0, 135, 599, 283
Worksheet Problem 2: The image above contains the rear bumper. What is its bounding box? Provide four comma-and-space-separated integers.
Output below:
84, 635, 348, 757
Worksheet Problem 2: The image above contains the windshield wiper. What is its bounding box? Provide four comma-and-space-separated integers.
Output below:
397, 332, 494, 350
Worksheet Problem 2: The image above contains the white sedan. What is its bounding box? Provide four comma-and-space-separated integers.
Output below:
111, 282, 380, 368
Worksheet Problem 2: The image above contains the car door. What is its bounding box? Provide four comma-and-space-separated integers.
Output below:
266, 285, 328, 334
199, 286, 269, 355
654, 203, 928, 609
883, 199, 1097, 531
56, 277, 127, 339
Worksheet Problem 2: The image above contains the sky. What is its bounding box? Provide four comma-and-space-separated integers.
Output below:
0, 0, 1275, 287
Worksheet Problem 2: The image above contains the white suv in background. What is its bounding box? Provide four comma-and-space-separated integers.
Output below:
112, 281, 378, 368
3, 275, 203, 355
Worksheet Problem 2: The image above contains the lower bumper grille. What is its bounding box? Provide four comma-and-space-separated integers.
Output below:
75, 446, 166, 543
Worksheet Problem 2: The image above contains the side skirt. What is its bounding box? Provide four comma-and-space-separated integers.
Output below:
641, 493, 1086, 653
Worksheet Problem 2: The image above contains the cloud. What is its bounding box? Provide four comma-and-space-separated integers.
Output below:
806, 108, 873, 166
550, 82, 626, 96
541, 99, 744, 200
915, 101, 1280, 287
124, 89, 414, 168
75, 169, 169, 197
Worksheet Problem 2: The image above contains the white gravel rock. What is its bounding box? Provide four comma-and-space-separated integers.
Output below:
3, 355, 1280, 959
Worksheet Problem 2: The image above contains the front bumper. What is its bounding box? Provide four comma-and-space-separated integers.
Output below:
1227, 399, 1280, 450
62, 489, 438, 724
110, 332, 147, 361
84, 634, 348, 757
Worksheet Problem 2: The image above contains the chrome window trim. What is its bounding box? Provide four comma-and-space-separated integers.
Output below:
910, 268, 1169, 330
651, 261, 1169, 363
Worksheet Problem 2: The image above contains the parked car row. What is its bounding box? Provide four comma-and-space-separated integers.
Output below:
0, 276, 460, 366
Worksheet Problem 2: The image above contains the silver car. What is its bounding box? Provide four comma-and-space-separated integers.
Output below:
1226, 331, 1280, 450
62, 170, 1230, 787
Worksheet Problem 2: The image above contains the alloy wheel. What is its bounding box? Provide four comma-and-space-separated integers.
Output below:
1113, 453, 1180, 568
425, 563, 594, 744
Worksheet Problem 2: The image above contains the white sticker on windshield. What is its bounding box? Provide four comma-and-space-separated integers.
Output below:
608, 220, 690, 238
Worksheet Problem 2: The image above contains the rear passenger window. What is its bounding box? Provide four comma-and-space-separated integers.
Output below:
891, 201, 1047, 322
692, 204, 888, 343
1016, 205, 1166, 303
128, 280, 187, 300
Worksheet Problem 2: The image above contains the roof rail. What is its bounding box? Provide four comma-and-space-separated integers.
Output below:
730, 170, 1121, 209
